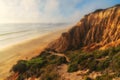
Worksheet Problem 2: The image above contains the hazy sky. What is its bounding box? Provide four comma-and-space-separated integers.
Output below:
0, 0, 120, 23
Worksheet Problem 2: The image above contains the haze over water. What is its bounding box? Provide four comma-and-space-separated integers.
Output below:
0, 23, 70, 49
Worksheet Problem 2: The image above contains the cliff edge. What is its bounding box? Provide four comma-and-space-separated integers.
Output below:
47, 5, 120, 52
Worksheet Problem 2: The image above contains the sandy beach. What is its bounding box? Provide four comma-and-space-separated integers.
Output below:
0, 28, 70, 80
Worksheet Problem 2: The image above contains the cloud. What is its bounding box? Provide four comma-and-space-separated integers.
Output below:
38, 0, 83, 23
0, 0, 118, 23
0, 0, 83, 23
0, 0, 40, 23
44, 0, 59, 14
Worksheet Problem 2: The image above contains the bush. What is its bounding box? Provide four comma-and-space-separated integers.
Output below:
56, 57, 68, 65
27, 57, 45, 68
95, 74, 113, 80
17, 74, 24, 80
39, 52, 51, 59
12, 60, 28, 73
41, 65, 60, 80
94, 49, 109, 59
85, 77, 92, 80
111, 52, 120, 72
108, 47, 120, 58
87, 60, 98, 71
12, 57, 45, 78
96, 59, 110, 71
48, 55, 67, 65
67, 63, 78, 72
24, 58, 45, 77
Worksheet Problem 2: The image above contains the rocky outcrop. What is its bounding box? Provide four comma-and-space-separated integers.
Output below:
47, 5, 120, 52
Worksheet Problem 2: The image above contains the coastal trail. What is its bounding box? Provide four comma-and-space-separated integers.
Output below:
46, 51, 70, 62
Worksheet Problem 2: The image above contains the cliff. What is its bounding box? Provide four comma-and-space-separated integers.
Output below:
47, 5, 120, 52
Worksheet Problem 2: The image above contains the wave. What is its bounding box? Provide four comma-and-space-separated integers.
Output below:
0, 30, 33, 41
0, 29, 31, 36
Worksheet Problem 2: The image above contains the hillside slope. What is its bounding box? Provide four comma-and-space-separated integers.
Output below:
47, 5, 120, 52
8, 5, 120, 80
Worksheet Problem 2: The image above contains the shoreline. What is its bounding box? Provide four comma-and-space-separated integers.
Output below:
0, 27, 71, 79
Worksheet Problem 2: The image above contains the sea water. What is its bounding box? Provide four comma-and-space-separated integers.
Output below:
0, 23, 70, 49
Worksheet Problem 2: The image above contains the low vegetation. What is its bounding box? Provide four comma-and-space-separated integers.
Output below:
11, 52, 67, 80
10, 46, 120, 80
66, 46, 120, 79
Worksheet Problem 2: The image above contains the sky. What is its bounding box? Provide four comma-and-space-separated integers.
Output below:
0, 0, 120, 23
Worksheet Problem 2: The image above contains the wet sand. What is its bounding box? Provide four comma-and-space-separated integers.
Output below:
0, 28, 69, 80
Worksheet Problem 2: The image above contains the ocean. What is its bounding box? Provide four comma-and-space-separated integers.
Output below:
0, 23, 70, 49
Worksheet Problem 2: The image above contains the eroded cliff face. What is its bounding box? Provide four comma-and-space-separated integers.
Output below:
47, 5, 120, 52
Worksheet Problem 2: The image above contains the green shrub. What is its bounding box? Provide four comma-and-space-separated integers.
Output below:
87, 60, 98, 71
37, 52, 51, 59
12, 60, 28, 73
67, 63, 78, 72
96, 59, 110, 71
48, 55, 67, 65
95, 74, 113, 80
77, 54, 97, 71
41, 65, 60, 80
44, 73, 60, 80
26, 58, 46, 77
111, 52, 120, 72
85, 77, 92, 80
12, 57, 45, 78
114, 46, 120, 52
17, 74, 24, 80
108, 47, 120, 58
56, 57, 68, 65
78, 53, 94, 64
27, 57, 45, 68
94, 49, 109, 59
